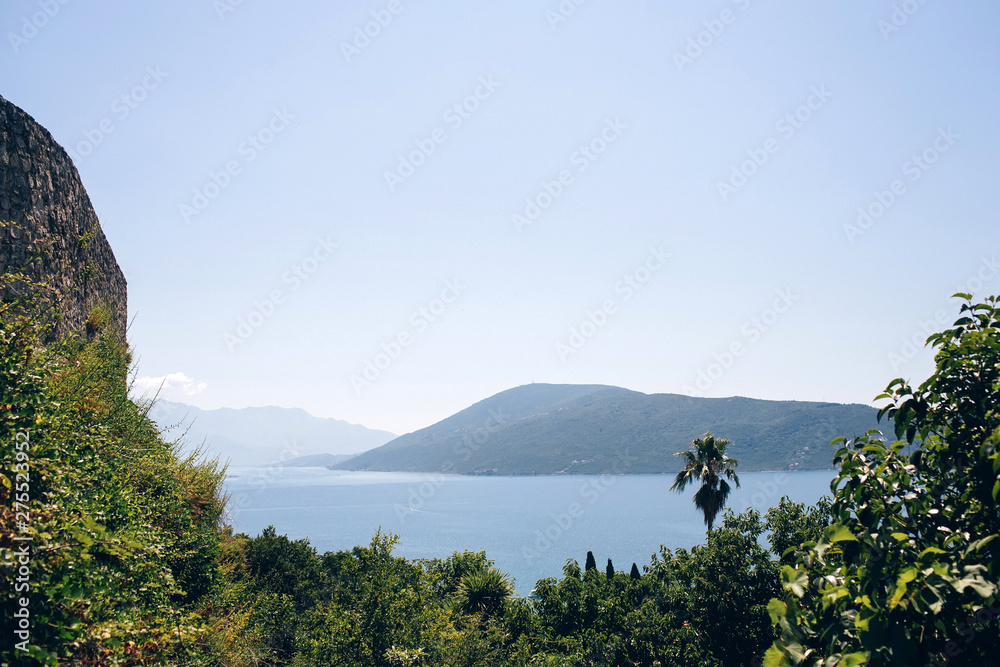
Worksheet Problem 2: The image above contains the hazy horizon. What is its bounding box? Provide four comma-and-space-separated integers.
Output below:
154, 380, 884, 439
4, 1, 998, 433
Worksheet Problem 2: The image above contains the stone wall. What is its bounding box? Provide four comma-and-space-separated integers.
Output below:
0, 95, 127, 340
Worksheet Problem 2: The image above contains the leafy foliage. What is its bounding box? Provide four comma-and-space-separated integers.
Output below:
766, 295, 1000, 666
765, 496, 833, 565
10, 262, 995, 666
454, 565, 514, 617
0, 298, 227, 665
292, 530, 446, 666
529, 510, 778, 666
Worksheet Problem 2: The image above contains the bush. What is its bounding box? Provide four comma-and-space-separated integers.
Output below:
766, 295, 1000, 666
0, 299, 226, 665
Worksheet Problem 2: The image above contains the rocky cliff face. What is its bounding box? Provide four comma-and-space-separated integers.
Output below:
0, 95, 127, 339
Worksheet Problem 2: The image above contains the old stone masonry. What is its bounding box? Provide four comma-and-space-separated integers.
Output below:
0, 95, 127, 339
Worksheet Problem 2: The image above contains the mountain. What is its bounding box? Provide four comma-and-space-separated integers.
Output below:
280, 453, 358, 467
334, 384, 885, 474
149, 400, 395, 466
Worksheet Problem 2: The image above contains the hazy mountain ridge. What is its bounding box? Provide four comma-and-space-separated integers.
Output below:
334, 384, 884, 474
149, 400, 396, 466
279, 453, 358, 467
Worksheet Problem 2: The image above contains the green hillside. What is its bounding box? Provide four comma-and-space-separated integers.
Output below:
335, 384, 883, 474
0, 293, 229, 663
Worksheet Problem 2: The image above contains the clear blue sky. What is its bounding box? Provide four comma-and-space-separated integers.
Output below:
3, 1, 998, 435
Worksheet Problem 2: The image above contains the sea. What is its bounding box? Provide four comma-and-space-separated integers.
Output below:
223, 467, 837, 595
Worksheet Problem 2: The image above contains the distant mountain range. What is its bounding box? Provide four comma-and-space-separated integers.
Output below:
148, 400, 396, 467
280, 453, 358, 467
334, 384, 886, 474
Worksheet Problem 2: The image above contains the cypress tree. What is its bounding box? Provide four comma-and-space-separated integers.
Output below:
630, 563, 641, 580
585, 551, 597, 571
605, 558, 614, 580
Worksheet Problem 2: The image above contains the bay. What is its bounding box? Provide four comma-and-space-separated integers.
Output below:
223, 468, 837, 595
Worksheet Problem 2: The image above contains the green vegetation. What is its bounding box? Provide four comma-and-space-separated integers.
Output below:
670, 432, 741, 530
766, 295, 1000, 665
192, 511, 786, 666
336, 385, 882, 474
76, 226, 98, 251
84, 303, 113, 338
1, 289, 226, 664
3, 283, 998, 665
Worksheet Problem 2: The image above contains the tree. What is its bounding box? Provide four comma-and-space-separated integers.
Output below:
651, 509, 780, 666
670, 432, 741, 530
766, 294, 1000, 666
764, 496, 833, 565
293, 530, 445, 667
423, 549, 493, 599
454, 565, 514, 617
530, 510, 777, 666
532, 554, 722, 666
244, 526, 330, 612
585, 550, 597, 572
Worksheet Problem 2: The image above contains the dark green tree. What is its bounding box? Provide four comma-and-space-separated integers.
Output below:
293, 530, 444, 667
454, 565, 514, 617
670, 431, 741, 530
245, 526, 329, 612
606, 558, 615, 581
585, 550, 597, 572
532, 509, 776, 666
423, 549, 493, 599
766, 294, 1000, 666
630, 563, 641, 580
764, 496, 833, 565
650, 509, 780, 666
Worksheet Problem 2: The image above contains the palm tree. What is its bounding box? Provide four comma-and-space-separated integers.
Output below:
453, 566, 514, 617
669, 432, 741, 530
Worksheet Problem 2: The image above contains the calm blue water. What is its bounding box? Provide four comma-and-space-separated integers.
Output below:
223, 468, 837, 595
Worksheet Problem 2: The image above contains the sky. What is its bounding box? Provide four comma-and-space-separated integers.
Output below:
2, 1, 998, 436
